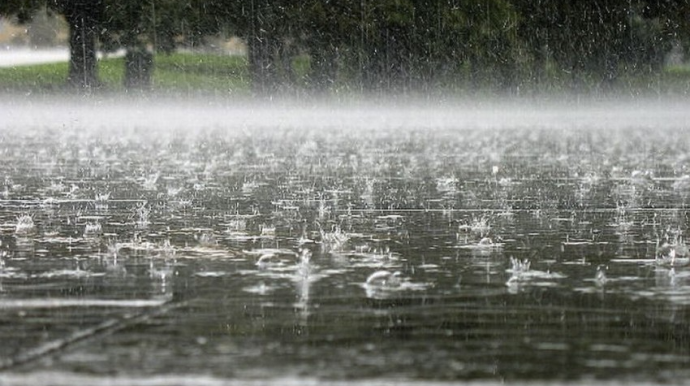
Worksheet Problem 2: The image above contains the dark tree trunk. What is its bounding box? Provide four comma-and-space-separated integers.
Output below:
124, 48, 154, 90
248, 35, 279, 95
531, 41, 547, 93
360, 33, 388, 93
246, 0, 279, 95
308, 43, 337, 93
601, 54, 619, 91
60, 0, 103, 89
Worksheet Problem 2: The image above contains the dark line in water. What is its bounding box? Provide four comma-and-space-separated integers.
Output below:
0, 298, 185, 372
0, 372, 684, 386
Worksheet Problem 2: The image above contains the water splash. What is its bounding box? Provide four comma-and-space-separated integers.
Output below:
365, 270, 401, 288
94, 192, 110, 210
14, 215, 35, 235
318, 223, 350, 252
595, 265, 608, 286
83, 222, 102, 238
656, 235, 690, 267
135, 202, 150, 229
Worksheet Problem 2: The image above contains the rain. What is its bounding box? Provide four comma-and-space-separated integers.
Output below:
1, 1, 690, 385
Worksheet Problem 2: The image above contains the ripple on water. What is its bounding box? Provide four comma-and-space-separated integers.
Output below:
2, 111, 690, 381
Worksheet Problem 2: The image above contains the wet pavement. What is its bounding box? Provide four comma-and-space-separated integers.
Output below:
1, 100, 690, 384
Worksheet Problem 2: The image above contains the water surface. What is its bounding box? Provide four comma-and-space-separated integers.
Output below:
1, 99, 690, 384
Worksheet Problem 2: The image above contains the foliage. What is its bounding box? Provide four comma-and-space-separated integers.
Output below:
2, 0, 690, 94
0, 0, 44, 23
3, 52, 690, 97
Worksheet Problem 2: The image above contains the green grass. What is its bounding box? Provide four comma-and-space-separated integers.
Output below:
0, 61, 70, 92
153, 53, 250, 95
2, 51, 690, 98
0, 52, 252, 96
657, 65, 690, 95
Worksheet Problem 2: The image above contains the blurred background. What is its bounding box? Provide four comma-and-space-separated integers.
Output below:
1, 1, 690, 97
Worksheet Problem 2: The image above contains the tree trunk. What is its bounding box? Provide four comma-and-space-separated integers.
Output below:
360, 34, 387, 93
248, 35, 278, 95
531, 40, 547, 93
61, 1, 102, 89
308, 42, 337, 93
124, 48, 154, 90
246, 0, 279, 95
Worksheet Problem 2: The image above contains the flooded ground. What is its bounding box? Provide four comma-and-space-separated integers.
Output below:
1, 99, 690, 385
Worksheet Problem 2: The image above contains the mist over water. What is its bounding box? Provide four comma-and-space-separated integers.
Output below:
2, 97, 690, 384
4, 96, 690, 131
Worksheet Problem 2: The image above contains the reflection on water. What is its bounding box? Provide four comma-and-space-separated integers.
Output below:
1, 102, 690, 383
